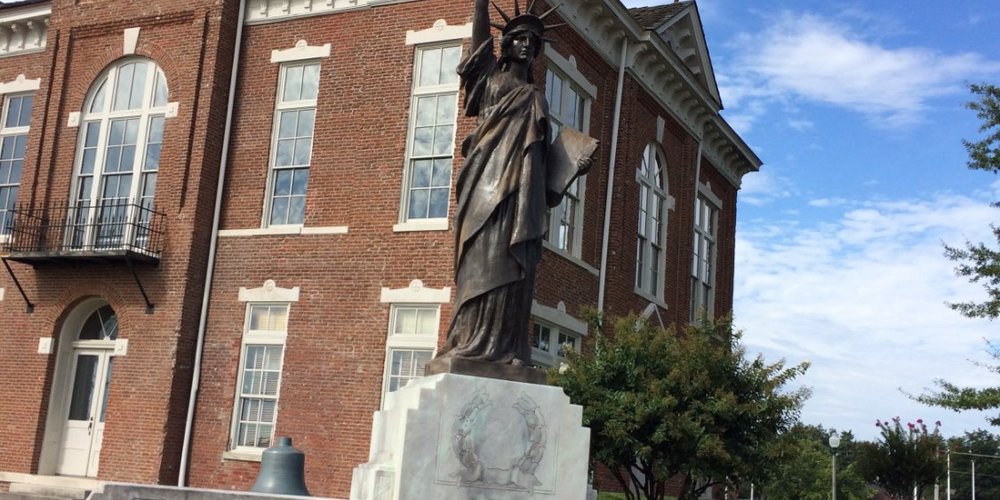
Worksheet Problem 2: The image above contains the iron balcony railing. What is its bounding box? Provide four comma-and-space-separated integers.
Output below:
2, 201, 166, 261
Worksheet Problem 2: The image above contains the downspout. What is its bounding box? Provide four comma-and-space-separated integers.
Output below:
178, 0, 247, 486
597, 37, 629, 312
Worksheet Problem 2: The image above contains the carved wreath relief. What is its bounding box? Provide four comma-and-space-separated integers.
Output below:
449, 390, 548, 492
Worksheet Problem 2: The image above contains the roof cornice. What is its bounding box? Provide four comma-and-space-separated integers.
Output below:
557, 0, 760, 186
0, 1, 50, 58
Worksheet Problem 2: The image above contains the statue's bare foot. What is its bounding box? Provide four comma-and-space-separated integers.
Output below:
511, 358, 527, 367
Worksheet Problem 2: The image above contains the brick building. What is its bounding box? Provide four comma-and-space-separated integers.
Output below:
0, 0, 759, 498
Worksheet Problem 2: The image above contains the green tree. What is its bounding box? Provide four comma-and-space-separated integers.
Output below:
915, 84, 1000, 426
947, 430, 1000, 500
855, 418, 944, 499
946, 83, 1000, 319
550, 314, 809, 500
756, 424, 872, 500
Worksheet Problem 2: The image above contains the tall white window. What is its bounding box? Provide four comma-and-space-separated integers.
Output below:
0, 93, 31, 235
382, 305, 439, 404
635, 144, 669, 298
70, 59, 168, 249
543, 67, 590, 256
690, 193, 718, 321
266, 62, 319, 227
399, 44, 460, 226
232, 303, 288, 451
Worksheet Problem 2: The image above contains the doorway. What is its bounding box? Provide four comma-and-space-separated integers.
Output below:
42, 302, 118, 477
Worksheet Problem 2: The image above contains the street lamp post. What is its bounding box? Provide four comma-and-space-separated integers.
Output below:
829, 434, 841, 500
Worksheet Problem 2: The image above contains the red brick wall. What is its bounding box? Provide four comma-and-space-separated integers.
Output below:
0, 0, 236, 485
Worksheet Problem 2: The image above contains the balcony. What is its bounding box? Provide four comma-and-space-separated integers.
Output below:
2, 201, 166, 265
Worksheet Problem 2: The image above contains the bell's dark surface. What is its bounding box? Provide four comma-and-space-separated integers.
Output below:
251, 436, 310, 496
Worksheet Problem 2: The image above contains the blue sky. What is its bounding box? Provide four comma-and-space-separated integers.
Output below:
621, 0, 1000, 440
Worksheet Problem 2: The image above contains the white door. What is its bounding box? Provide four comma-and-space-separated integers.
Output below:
56, 349, 114, 477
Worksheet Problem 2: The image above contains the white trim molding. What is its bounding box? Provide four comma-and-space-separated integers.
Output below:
0, 2, 49, 58
531, 300, 588, 335
393, 218, 449, 233
246, 0, 370, 24
271, 40, 332, 63
380, 279, 451, 304
0, 74, 41, 94
38, 337, 53, 354
239, 279, 301, 303
218, 225, 348, 237
405, 19, 472, 45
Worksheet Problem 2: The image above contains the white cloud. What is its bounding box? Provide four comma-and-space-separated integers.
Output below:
736, 192, 1000, 438
721, 11, 1000, 130
739, 167, 798, 206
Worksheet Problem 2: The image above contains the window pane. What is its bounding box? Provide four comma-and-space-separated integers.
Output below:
411, 159, 431, 188
283, 65, 304, 102
293, 138, 312, 166
250, 305, 289, 331
415, 96, 436, 127
557, 332, 577, 357
412, 127, 433, 157
387, 349, 432, 393
278, 111, 297, 138
408, 189, 429, 219
5, 96, 21, 128
428, 187, 449, 218
440, 46, 460, 85
419, 48, 442, 87
394, 307, 417, 335
296, 109, 315, 137
90, 78, 107, 113
113, 63, 135, 111
301, 64, 320, 100
68, 355, 99, 421
153, 71, 168, 107
16, 95, 33, 127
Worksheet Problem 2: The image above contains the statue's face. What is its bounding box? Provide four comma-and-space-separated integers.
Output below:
507, 32, 537, 63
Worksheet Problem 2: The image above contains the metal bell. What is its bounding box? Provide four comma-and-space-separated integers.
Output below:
251, 436, 310, 496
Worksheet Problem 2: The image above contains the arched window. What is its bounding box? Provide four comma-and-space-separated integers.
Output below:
635, 143, 669, 298
69, 58, 168, 250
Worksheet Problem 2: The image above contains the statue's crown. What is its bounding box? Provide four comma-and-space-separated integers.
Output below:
490, 0, 564, 37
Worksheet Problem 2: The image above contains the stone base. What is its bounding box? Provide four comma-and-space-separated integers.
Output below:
425, 356, 548, 385
350, 373, 596, 500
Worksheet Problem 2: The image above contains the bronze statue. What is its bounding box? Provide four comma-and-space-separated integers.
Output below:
435, 0, 598, 366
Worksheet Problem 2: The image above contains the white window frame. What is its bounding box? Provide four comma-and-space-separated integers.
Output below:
262, 61, 321, 228
635, 143, 674, 302
690, 185, 721, 322
0, 92, 32, 239
229, 303, 289, 456
530, 300, 587, 368
379, 280, 450, 407
542, 50, 595, 258
381, 305, 440, 405
395, 42, 462, 232
224, 280, 299, 461
68, 58, 171, 251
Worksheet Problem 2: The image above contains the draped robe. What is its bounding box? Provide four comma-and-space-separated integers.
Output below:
437, 37, 596, 364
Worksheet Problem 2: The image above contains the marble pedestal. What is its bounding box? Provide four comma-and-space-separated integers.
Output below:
350, 373, 596, 500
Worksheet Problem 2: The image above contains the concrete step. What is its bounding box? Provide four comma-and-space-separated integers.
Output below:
6, 483, 89, 500
1, 493, 72, 500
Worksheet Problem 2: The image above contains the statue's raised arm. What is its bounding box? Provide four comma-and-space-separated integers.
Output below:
470, 0, 490, 54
